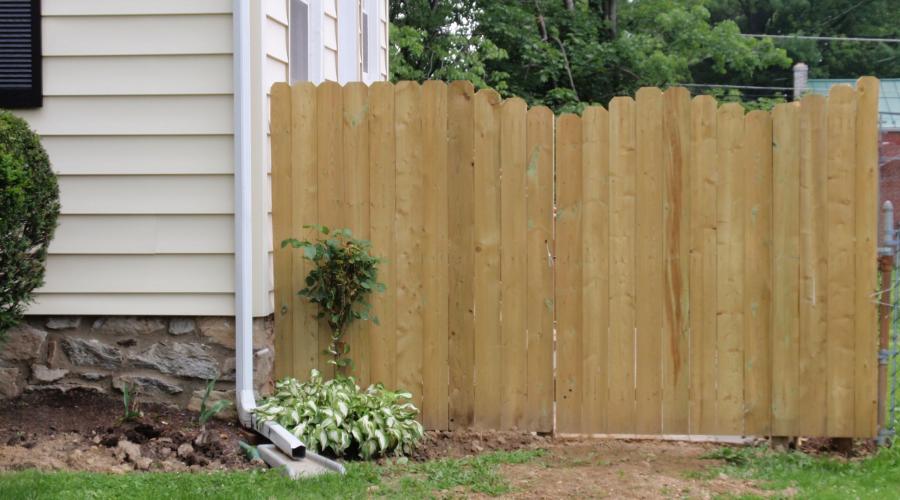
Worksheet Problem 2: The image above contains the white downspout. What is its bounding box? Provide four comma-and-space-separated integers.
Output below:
233, 0, 318, 462
233, 0, 256, 429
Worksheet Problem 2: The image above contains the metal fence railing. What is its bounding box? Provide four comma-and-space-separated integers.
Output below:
878, 203, 899, 445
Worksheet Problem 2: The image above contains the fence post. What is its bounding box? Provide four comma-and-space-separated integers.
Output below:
878, 201, 895, 446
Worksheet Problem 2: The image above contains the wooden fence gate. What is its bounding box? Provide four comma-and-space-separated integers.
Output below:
271, 78, 882, 438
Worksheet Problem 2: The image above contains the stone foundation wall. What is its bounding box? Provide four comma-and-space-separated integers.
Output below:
0, 316, 275, 412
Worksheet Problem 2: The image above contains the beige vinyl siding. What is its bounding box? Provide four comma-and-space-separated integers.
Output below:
52, 215, 233, 254
43, 55, 233, 96
251, 1, 290, 315
42, 136, 233, 175
41, 255, 233, 293
22, 3, 236, 316
43, 16, 232, 56
56, 175, 233, 214
17, 96, 233, 135
42, 0, 232, 16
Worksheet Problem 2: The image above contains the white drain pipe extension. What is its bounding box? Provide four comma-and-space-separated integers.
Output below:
232, 0, 308, 460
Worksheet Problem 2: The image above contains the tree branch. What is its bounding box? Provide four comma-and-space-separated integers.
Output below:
602, 0, 618, 37
551, 35, 579, 100
533, 0, 548, 40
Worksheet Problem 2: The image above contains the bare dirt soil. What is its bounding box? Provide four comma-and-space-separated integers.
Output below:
410, 429, 551, 461
0, 389, 260, 473
0, 390, 781, 497
497, 438, 769, 499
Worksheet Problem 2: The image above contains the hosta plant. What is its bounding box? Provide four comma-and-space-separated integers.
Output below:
254, 370, 423, 459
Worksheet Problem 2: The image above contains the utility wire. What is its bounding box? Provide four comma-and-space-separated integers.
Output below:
741, 33, 900, 44
671, 83, 794, 91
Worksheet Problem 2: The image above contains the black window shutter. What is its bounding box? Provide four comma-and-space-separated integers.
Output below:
0, 0, 41, 108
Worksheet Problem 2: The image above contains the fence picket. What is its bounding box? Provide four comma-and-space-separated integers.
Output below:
798, 94, 828, 436
290, 82, 319, 380
316, 81, 344, 378
716, 103, 745, 435
368, 82, 397, 390
581, 105, 610, 433
608, 97, 637, 433
422, 81, 449, 430
447, 81, 476, 429
342, 82, 371, 385
826, 85, 858, 437
743, 110, 773, 436
662, 88, 691, 434
635, 88, 664, 434
395, 81, 425, 411
271, 83, 293, 380
854, 77, 880, 438
689, 95, 718, 435
772, 102, 800, 436
556, 113, 584, 433
473, 89, 502, 428
500, 97, 528, 430
525, 106, 554, 433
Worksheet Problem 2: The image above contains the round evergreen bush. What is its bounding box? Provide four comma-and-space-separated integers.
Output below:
0, 111, 59, 338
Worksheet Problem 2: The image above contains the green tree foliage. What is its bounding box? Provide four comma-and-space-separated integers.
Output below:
390, 0, 791, 111
389, 0, 507, 89
708, 0, 900, 80
0, 111, 59, 340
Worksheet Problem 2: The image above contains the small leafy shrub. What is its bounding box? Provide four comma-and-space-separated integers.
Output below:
198, 378, 232, 425
254, 370, 424, 459
0, 111, 59, 340
283, 225, 384, 369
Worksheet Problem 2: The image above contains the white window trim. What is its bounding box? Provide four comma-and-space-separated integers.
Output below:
290, 0, 324, 83
337, 0, 359, 84
363, 0, 380, 84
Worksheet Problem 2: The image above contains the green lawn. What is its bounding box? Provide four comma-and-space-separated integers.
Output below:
5, 443, 900, 499
707, 443, 900, 499
0, 449, 545, 500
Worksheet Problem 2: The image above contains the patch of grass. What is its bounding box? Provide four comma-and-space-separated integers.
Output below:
707, 444, 900, 499
380, 449, 547, 497
0, 449, 547, 500
0, 466, 379, 500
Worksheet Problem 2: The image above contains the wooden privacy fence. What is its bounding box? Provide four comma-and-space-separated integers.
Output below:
271, 78, 882, 438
